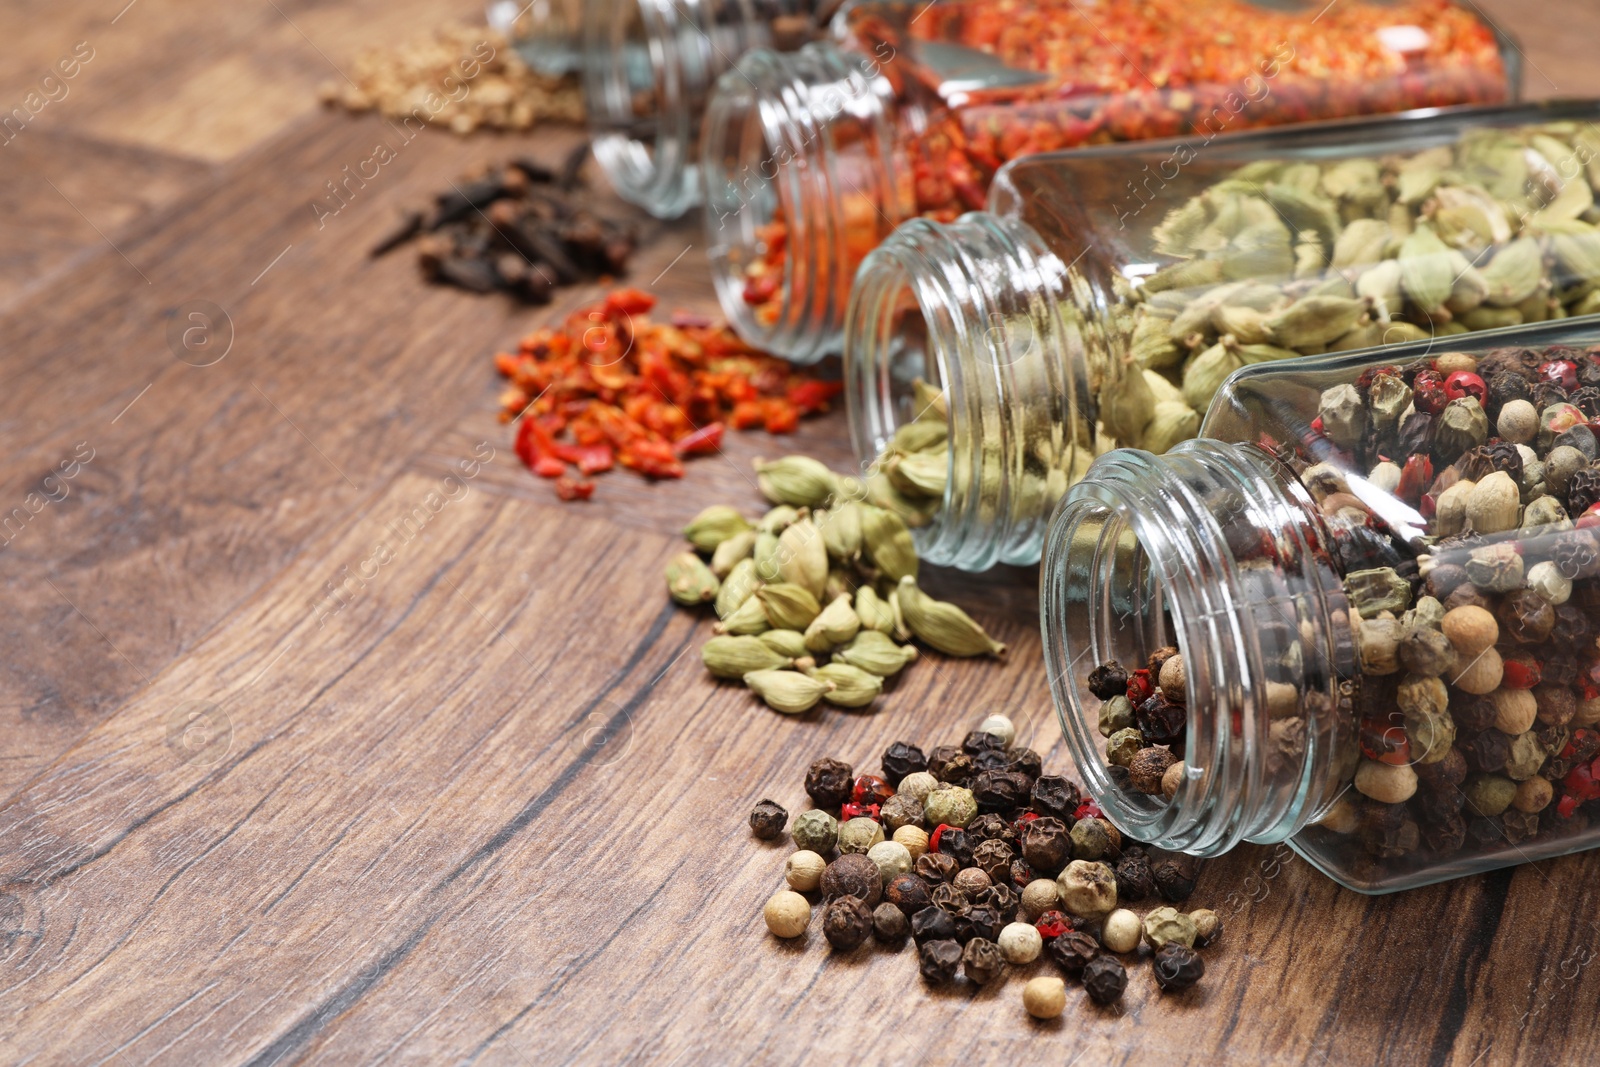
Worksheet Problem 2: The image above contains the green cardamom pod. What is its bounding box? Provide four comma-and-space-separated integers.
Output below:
1445, 254, 1490, 314
755, 456, 837, 508
1552, 227, 1600, 284
757, 628, 810, 659
1221, 217, 1294, 281
1530, 172, 1594, 226
1458, 306, 1525, 331
702, 635, 791, 679
1181, 341, 1244, 411
892, 419, 948, 454
1264, 295, 1367, 351
854, 585, 896, 635
1395, 147, 1450, 204
709, 529, 757, 578
1130, 307, 1184, 370
1378, 321, 1432, 344
753, 530, 782, 582
824, 566, 856, 604
806, 662, 884, 709
777, 516, 829, 599
666, 551, 720, 606
896, 576, 1006, 657
887, 451, 948, 500
756, 583, 822, 631
1399, 225, 1458, 315
1212, 304, 1272, 344
911, 378, 948, 421
833, 629, 920, 677
1480, 236, 1544, 307
682, 505, 752, 553
865, 469, 938, 528
715, 557, 760, 619
1327, 321, 1385, 353
1330, 219, 1392, 270
887, 586, 911, 643
1100, 359, 1158, 445
1140, 257, 1225, 295
804, 593, 862, 653
861, 505, 919, 582
743, 668, 832, 714
758, 505, 799, 534
714, 593, 769, 635
1144, 401, 1203, 455
816, 503, 863, 563
1151, 197, 1211, 256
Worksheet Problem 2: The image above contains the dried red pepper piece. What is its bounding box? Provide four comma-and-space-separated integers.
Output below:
495, 291, 838, 499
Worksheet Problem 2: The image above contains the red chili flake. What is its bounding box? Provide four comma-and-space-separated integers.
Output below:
1034, 910, 1071, 940
1359, 716, 1411, 765
1561, 757, 1600, 805
1396, 454, 1433, 506
1500, 654, 1542, 689
553, 475, 594, 501
839, 801, 881, 822
852, 774, 895, 806
1579, 503, 1600, 530
1310, 416, 1325, 435
1073, 799, 1104, 822
1541, 360, 1579, 391
1412, 370, 1448, 415
495, 292, 838, 499
928, 823, 950, 853
1012, 811, 1039, 836
1444, 372, 1488, 404
1125, 668, 1154, 705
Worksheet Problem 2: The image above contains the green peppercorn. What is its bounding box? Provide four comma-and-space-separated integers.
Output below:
923, 786, 977, 828
1098, 695, 1135, 737
1106, 727, 1145, 767
1069, 818, 1114, 861
1142, 906, 1198, 949
791, 809, 839, 854
837, 816, 885, 855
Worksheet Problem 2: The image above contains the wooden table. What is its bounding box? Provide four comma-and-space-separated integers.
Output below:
2, 2, 1598, 1063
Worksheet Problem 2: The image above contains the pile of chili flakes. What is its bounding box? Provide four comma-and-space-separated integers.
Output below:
495, 289, 841, 499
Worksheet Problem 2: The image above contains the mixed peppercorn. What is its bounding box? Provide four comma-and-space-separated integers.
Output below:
496, 294, 842, 498
741, 0, 1507, 328
1084, 343, 1600, 878
755, 720, 1222, 1019
668, 454, 1006, 712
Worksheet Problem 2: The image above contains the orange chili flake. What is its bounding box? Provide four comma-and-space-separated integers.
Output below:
494, 291, 842, 499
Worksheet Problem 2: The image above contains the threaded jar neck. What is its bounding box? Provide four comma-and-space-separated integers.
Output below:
702, 41, 904, 363
584, 0, 804, 218
844, 211, 1089, 570
1041, 440, 1351, 856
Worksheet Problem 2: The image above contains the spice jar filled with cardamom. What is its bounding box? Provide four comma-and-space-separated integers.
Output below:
846, 101, 1600, 572
1041, 319, 1600, 893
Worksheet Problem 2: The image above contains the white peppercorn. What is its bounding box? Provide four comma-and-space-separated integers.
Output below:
978, 713, 1016, 747
1491, 688, 1538, 734
1453, 647, 1503, 696
764, 890, 811, 938
1441, 606, 1498, 655
1497, 398, 1538, 444
1023, 976, 1066, 1020
1527, 561, 1573, 605
785, 850, 827, 892
998, 921, 1043, 964
893, 824, 929, 860
1158, 652, 1186, 703
1161, 761, 1186, 799
837, 817, 885, 855
1057, 860, 1118, 918
1021, 878, 1060, 919
896, 771, 939, 804
866, 840, 913, 883
1354, 759, 1418, 804
1143, 906, 1198, 949
1189, 908, 1222, 946
1100, 908, 1142, 953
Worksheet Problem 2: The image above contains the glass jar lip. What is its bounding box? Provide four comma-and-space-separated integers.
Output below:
583, 0, 701, 218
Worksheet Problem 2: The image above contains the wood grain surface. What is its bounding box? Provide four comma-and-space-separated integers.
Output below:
1, 1, 1598, 1064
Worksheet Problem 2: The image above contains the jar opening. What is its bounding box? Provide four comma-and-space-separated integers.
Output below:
584, 0, 699, 218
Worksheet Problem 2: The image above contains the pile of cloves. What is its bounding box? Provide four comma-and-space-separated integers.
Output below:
371, 149, 638, 302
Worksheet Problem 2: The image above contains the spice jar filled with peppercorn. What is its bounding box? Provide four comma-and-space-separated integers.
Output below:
844, 101, 1600, 572
1041, 319, 1600, 892
702, 0, 1517, 361
582, 0, 832, 217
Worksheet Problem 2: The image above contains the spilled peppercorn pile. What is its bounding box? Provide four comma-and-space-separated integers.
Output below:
754, 717, 1221, 1017
373, 155, 637, 301
498, 295, 842, 499
667, 455, 1006, 714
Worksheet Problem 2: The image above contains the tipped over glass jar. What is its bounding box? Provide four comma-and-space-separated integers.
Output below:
1042, 319, 1600, 892
704, 0, 1517, 360
844, 101, 1600, 573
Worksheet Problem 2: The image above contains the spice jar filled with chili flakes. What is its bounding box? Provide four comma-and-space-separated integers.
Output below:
582, 0, 830, 218
1041, 320, 1600, 893
845, 101, 1600, 573
702, 0, 1517, 361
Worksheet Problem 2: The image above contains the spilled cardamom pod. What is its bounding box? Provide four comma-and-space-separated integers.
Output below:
854, 585, 896, 634
709, 529, 757, 577
743, 668, 832, 714
714, 593, 769, 635
702, 635, 792, 679
757, 629, 810, 659
715, 557, 759, 618
666, 551, 720, 606
861, 505, 918, 581
833, 629, 919, 677
777, 515, 829, 599
816, 502, 862, 562
895, 575, 1006, 657
804, 593, 862, 653
756, 456, 837, 508
756, 583, 822, 631
682, 505, 751, 553
807, 662, 884, 709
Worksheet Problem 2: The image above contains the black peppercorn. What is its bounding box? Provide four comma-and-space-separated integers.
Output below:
1031, 775, 1082, 821
1416, 745, 1468, 793
1425, 562, 1469, 599
972, 769, 1032, 813
930, 882, 969, 914
1088, 662, 1129, 701
1114, 851, 1155, 902
1361, 815, 1420, 859
977, 882, 1019, 920
1082, 954, 1128, 1005
1451, 697, 1499, 735
1462, 729, 1512, 773
955, 904, 1005, 944
1008, 747, 1044, 779
748, 799, 788, 840
966, 813, 1015, 846
872, 901, 909, 945
1147, 645, 1180, 677
1151, 854, 1200, 902
1497, 589, 1556, 645
1422, 811, 1467, 854
1502, 808, 1541, 844
963, 729, 1007, 755
820, 853, 882, 906
962, 937, 1005, 984
1465, 816, 1506, 849
972, 748, 1010, 772
1531, 381, 1570, 410
933, 752, 974, 784
1568, 467, 1600, 515
881, 741, 927, 785
1549, 604, 1593, 652
936, 827, 975, 868
918, 938, 963, 984
1443, 583, 1492, 613
972, 838, 1016, 881
1020, 816, 1072, 875
1045, 930, 1100, 977
886, 873, 932, 917
805, 757, 854, 809
911, 906, 958, 944
1414, 788, 1465, 825
926, 745, 965, 781
1136, 694, 1187, 745
822, 896, 873, 951
915, 852, 959, 885
1152, 942, 1205, 992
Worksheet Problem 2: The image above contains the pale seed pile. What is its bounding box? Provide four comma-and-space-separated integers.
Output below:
666, 455, 1006, 714
318, 24, 582, 135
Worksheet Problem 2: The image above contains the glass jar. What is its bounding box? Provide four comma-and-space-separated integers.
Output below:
703, 0, 1519, 360
845, 100, 1600, 573
1042, 318, 1600, 893
582, 0, 827, 217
